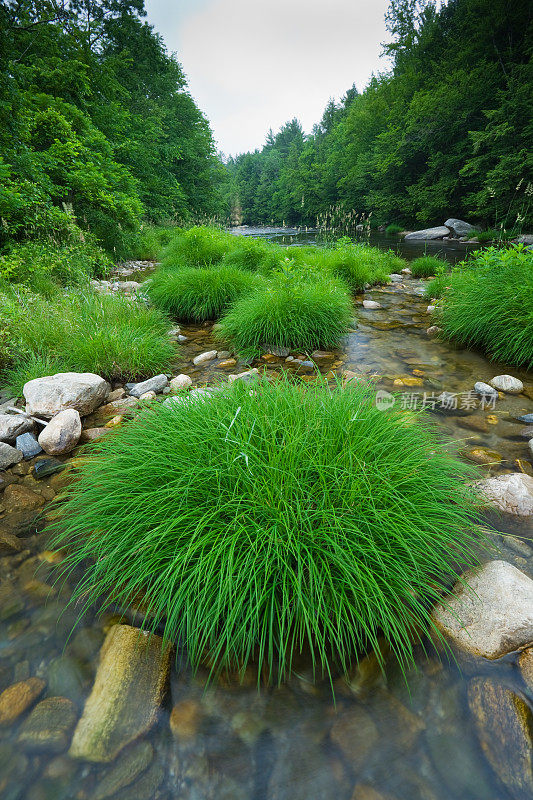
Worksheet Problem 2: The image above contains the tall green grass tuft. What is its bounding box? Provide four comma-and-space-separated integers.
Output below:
385, 223, 403, 236
410, 255, 447, 278
160, 226, 235, 269
218, 271, 353, 357
147, 266, 262, 321
437, 245, 533, 368
288, 243, 403, 292
1, 289, 175, 394
49, 377, 486, 684
221, 236, 284, 273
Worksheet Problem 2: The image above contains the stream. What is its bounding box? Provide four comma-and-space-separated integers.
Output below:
0, 228, 531, 799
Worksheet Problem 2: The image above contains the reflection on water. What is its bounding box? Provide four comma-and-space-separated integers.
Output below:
0, 242, 532, 800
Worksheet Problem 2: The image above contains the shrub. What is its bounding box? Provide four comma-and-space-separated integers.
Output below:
147, 266, 262, 322
2, 289, 175, 394
385, 223, 403, 235
218, 272, 353, 357
437, 245, 533, 368
0, 239, 110, 289
160, 226, 235, 269
49, 377, 486, 684
410, 255, 447, 278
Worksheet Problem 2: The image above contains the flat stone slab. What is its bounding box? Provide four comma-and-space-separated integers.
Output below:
404, 226, 449, 240
69, 625, 171, 762
432, 560, 533, 658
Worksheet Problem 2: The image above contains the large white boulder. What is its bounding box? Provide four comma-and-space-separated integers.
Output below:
444, 218, 478, 237
38, 409, 82, 455
404, 226, 450, 240
489, 374, 524, 394
476, 473, 533, 516
432, 560, 533, 658
24, 373, 109, 418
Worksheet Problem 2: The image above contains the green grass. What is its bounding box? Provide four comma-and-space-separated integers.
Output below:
287, 243, 402, 292
160, 226, 236, 269
48, 376, 486, 685
1, 289, 175, 394
424, 271, 452, 299
0, 240, 110, 291
217, 272, 353, 357
437, 245, 533, 368
385, 223, 403, 236
410, 255, 447, 278
147, 265, 262, 322
221, 236, 284, 273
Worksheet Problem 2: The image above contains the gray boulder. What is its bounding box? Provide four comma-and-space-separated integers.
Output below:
38, 409, 82, 455
24, 373, 109, 417
444, 218, 478, 237
514, 234, 533, 245
0, 414, 33, 443
404, 226, 450, 240
0, 442, 23, 470
127, 374, 168, 398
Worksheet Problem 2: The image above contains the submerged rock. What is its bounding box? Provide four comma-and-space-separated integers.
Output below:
362, 300, 381, 309
38, 409, 81, 455
0, 678, 46, 725
193, 350, 217, 365
468, 678, 533, 799
489, 374, 524, 394
69, 624, 171, 762
0, 413, 33, 443
476, 473, 533, 516
24, 372, 109, 417
330, 705, 378, 770
33, 457, 66, 479
0, 441, 23, 470
516, 413, 533, 424
432, 560, 533, 658
3, 484, 44, 514
519, 648, 533, 692
18, 696, 77, 753
93, 741, 154, 800
404, 226, 450, 240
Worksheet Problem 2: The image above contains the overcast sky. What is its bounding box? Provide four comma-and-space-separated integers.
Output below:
144, 0, 391, 157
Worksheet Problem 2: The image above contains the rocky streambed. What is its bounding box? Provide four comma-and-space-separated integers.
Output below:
0, 261, 532, 799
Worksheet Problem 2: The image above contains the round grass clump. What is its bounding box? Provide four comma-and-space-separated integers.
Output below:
291, 243, 404, 292
410, 255, 447, 278
221, 236, 284, 273
49, 377, 486, 683
437, 245, 533, 368
217, 273, 353, 357
160, 226, 236, 269
147, 266, 262, 321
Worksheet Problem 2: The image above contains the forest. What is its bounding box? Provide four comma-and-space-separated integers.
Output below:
226, 0, 533, 231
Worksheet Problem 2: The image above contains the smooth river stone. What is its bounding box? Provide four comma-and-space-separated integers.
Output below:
0, 678, 46, 725
468, 678, 533, 799
38, 408, 82, 455
0, 442, 23, 470
18, 697, 77, 753
432, 560, 533, 658
489, 374, 524, 394
127, 374, 168, 398
69, 625, 171, 762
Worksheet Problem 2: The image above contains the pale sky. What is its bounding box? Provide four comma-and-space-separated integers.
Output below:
144, 0, 391, 157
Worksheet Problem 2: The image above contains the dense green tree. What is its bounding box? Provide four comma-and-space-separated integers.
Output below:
228, 0, 533, 229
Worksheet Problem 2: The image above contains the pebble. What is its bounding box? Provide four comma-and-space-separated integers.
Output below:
18, 696, 77, 753
169, 374, 193, 392
193, 350, 217, 365
0, 678, 46, 725
107, 388, 126, 402
228, 369, 260, 384
138, 391, 156, 401
0, 441, 23, 470
462, 446, 503, 465
362, 300, 381, 309
38, 409, 81, 455
3, 484, 45, 513
15, 432, 42, 459
426, 305, 435, 313
426, 325, 441, 336
489, 374, 524, 394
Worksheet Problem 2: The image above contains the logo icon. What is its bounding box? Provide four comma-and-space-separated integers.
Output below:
375, 390, 396, 411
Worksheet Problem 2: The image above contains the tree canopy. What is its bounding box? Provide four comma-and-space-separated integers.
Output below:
226, 0, 533, 229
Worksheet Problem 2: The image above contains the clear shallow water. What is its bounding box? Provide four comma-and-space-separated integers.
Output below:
1, 244, 532, 800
